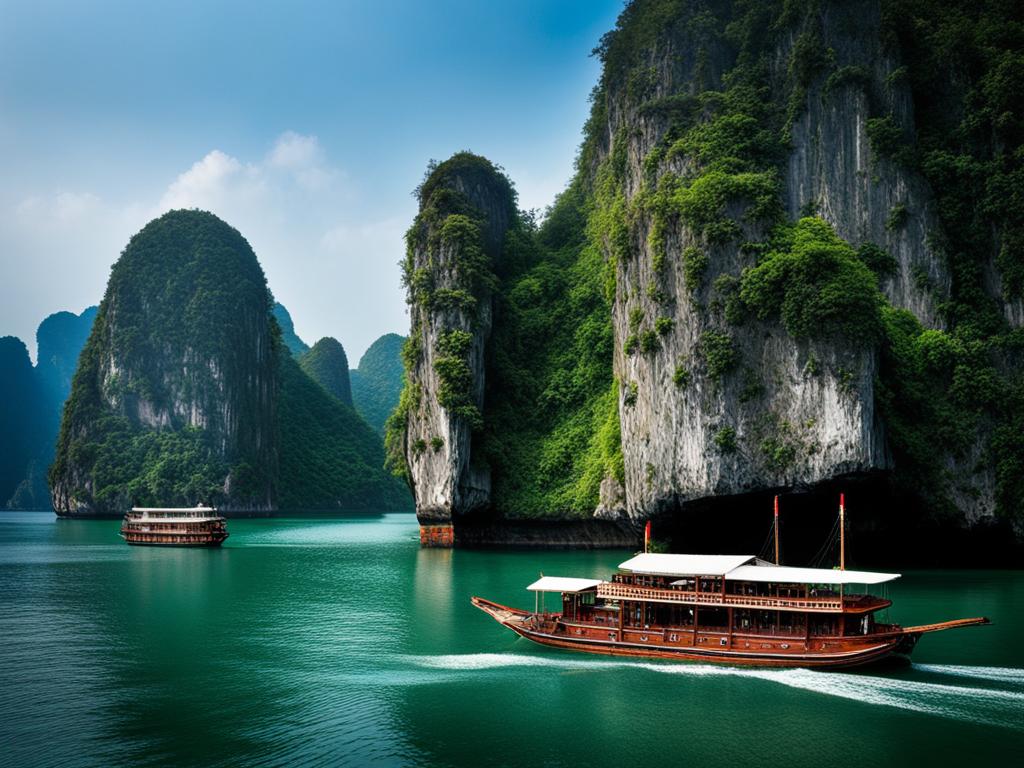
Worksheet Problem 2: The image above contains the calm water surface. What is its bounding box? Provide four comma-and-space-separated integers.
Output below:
1, 511, 1022, 767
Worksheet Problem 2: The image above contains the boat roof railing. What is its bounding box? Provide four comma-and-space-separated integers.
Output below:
618, 553, 900, 585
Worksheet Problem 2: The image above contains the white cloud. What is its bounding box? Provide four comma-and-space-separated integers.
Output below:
159, 150, 248, 211
268, 131, 322, 170
1, 131, 410, 364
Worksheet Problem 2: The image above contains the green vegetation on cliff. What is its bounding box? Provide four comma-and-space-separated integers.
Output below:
482, 180, 623, 517
277, 350, 410, 510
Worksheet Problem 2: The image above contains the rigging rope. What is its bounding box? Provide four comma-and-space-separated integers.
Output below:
809, 517, 840, 568
756, 519, 776, 562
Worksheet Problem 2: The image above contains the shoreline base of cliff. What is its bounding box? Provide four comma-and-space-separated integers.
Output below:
417, 515, 639, 549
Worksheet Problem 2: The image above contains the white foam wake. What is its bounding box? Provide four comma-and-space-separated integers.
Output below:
405, 654, 1024, 729
913, 664, 1024, 685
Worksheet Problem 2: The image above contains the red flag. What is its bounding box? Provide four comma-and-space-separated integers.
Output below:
644, 520, 652, 552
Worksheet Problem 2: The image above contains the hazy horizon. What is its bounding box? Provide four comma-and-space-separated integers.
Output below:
0, 0, 623, 363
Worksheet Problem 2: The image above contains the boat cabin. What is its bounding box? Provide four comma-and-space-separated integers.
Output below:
528, 553, 900, 642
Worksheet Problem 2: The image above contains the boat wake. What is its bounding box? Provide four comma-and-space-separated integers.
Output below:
912, 664, 1024, 685
406, 654, 1024, 730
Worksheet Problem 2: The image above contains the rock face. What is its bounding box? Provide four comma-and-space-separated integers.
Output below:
782, 3, 949, 328
351, 333, 405, 435
50, 210, 278, 515
299, 337, 353, 405
598, 2, 931, 516
394, 153, 515, 535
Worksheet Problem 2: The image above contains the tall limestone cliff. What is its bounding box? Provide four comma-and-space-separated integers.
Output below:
50, 210, 278, 515
49, 211, 411, 516
586, 0, 1022, 533
387, 153, 515, 543
394, 0, 1024, 552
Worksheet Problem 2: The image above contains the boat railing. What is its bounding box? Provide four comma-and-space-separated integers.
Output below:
597, 582, 846, 612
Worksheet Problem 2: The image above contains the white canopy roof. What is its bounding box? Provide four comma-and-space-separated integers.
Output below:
618, 553, 756, 577
724, 564, 900, 585
527, 577, 602, 593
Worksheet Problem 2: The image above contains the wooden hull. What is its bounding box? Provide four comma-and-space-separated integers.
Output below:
120, 536, 227, 548
471, 597, 988, 669
120, 531, 228, 547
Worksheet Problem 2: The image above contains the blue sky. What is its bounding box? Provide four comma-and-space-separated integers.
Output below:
0, 0, 623, 362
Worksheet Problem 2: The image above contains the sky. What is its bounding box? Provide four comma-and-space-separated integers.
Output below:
0, 0, 623, 364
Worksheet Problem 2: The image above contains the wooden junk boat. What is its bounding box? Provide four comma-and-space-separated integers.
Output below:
120, 505, 229, 547
473, 499, 989, 669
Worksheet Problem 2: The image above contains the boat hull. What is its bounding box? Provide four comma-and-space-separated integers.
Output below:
120, 535, 228, 548
471, 597, 986, 669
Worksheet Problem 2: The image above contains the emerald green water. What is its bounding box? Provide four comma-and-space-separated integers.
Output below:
1, 511, 1022, 767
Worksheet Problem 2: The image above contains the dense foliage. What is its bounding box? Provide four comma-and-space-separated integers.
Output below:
277, 350, 411, 510
299, 337, 353, 405
350, 333, 405, 435
877, 0, 1024, 516
740, 217, 885, 342
481, 180, 623, 517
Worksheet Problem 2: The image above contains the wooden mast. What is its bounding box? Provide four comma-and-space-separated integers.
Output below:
774, 495, 781, 565
839, 492, 846, 571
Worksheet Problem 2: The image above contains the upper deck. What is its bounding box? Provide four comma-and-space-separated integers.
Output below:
537, 553, 899, 616
125, 506, 223, 523
596, 579, 890, 614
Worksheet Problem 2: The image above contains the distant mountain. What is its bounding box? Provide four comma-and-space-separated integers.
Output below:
272, 303, 309, 357
49, 209, 410, 516
350, 333, 405, 435
0, 306, 98, 509
299, 337, 353, 405
0, 337, 48, 507
36, 307, 99, 405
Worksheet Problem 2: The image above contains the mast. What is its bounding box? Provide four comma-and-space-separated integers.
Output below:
839, 492, 846, 571
774, 495, 780, 565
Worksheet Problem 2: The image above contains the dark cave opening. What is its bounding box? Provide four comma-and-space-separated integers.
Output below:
654, 475, 1022, 569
